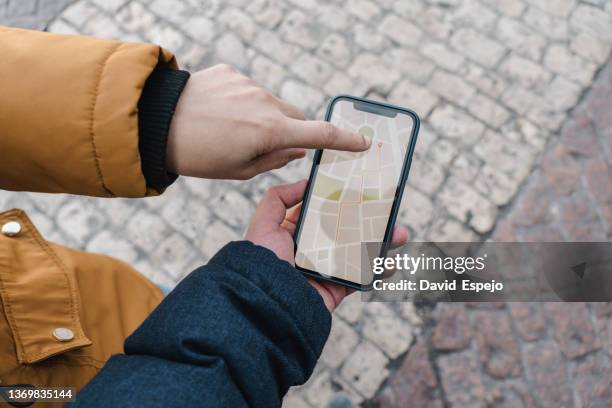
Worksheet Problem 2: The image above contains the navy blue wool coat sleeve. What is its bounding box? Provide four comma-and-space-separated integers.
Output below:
72, 241, 332, 408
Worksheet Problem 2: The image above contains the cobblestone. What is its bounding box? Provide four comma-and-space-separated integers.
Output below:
280, 80, 325, 117
451, 1, 498, 32
145, 23, 184, 51
427, 217, 478, 242
570, 3, 612, 41
461, 62, 509, 99
56, 199, 107, 242
544, 76, 582, 112
183, 15, 216, 43
570, 32, 611, 65
62, 1, 96, 28
441, 181, 498, 233
320, 317, 360, 369
46, 19, 77, 35
362, 310, 412, 359
340, 341, 389, 399
314, 5, 350, 31
347, 54, 401, 94
89, 0, 126, 13
406, 158, 445, 196
388, 80, 439, 119
379, 30, 611, 408
148, 0, 188, 25
379, 14, 422, 47
291, 53, 334, 84
473, 310, 521, 379
86, 230, 139, 264
431, 303, 471, 351
126, 210, 169, 254
397, 187, 434, 237
573, 355, 612, 408
544, 45, 598, 86
317, 33, 352, 68
384, 48, 435, 83
8, 0, 35, 18
437, 349, 486, 407
497, 17, 546, 62
545, 303, 598, 359
160, 196, 211, 241
450, 28, 506, 68
524, 6, 569, 40
508, 303, 547, 342
152, 232, 195, 280
1, 0, 73, 29
449, 152, 481, 183
418, 6, 452, 40
116, 2, 155, 34
253, 29, 301, 65
2, 0, 611, 406
528, 0, 577, 18
250, 55, 286, 93
428, 138, 457, 167
500, 55, 552, 91
352, 23, 386, 53
346, 0, 380, 21
280, 9, 323, 50
524, 342, 573, 407
217, 8, 255, 42
474, 131, 534, 180
373, 340, 443, 408
200, 220, 240, 259
301, 370, 363, 407
420, 41, 465, 72
430, 70, 476, 105
214, 32, 248, 70
466, 93, 511, 128
297, 370, 333, 408
335, 295, 363, 325
429, 104, 485, 145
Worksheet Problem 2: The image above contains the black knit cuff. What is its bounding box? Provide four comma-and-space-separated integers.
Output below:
138, 66, 190, 192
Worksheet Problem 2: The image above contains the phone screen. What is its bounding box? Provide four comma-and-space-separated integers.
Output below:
295, 98, 417, 286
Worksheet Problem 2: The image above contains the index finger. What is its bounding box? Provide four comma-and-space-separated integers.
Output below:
280, 118, 371, 152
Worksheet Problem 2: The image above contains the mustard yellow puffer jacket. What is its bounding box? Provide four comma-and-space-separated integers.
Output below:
0, 26, 181, 405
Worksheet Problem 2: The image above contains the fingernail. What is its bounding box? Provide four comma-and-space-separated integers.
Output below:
362, 134, 372, 148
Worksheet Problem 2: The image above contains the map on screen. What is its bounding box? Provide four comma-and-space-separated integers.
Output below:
295, 99, 415, 284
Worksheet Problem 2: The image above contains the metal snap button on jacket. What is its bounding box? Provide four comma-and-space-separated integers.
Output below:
1, 221, 21, 237
52, 328, 74, 342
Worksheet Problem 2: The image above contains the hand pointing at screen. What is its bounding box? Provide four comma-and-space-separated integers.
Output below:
166, 64, 371, 180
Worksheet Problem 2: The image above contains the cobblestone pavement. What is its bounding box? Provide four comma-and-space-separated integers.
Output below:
0, 0, 72, 29
1, 1, 611, 407
492, 57, 612, 244
373, 59, 612, 408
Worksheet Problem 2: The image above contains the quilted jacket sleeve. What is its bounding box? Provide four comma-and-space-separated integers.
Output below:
0, 26, 178, 197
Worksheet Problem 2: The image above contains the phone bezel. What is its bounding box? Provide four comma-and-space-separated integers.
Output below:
293, 95, 421, 291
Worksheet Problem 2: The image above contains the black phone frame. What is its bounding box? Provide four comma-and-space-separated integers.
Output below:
293, 95, 421, 291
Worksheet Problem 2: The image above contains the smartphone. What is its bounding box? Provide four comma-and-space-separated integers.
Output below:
293, 95, 420, 291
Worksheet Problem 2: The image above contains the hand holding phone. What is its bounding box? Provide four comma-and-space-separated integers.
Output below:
293, 96, 420, 291
244, 179, 408, 311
